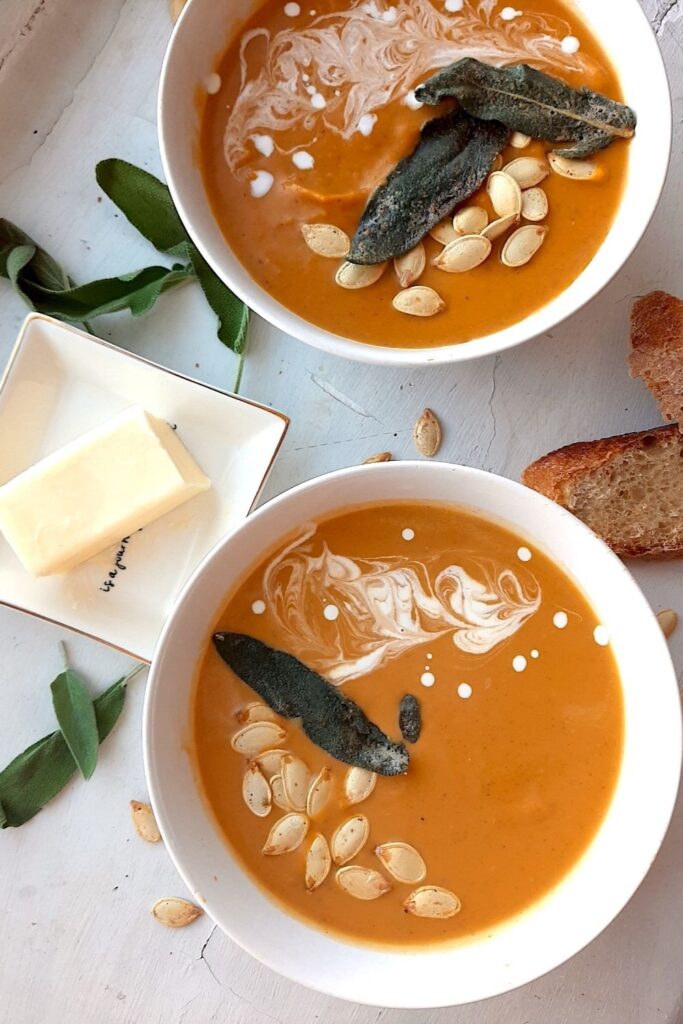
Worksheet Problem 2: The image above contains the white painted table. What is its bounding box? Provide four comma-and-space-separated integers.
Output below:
0, 2, 681, 1021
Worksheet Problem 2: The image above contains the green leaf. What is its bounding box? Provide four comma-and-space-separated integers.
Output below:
23, 263, 193, 320
51, 664, 99, 780
415, 59, 636, 160
0, 665, 143, 828
0, 218, 72, 290
96, 159, 189, 256
186, 243, 250, 353
349, 110, 508, 264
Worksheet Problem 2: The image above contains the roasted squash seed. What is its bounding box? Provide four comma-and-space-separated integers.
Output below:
151, 897, 202, 928
413, 409, 442, 457
403, 885, 461, 919
454, 205, 488, 235
501, 225, 548, 267
503, 156, 549, 188
394, 243, 426, 287
487, 171, 522, 218
336, 865, 391, 900
434, 234, 491, 273
548, 153, 599, 180
301, 223, 351, 258
393, 286, 445, 317
521, 187, 549, 222
335, 261, 386, 289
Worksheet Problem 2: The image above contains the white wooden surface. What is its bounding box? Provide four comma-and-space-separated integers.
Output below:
0, 1, 681, 1021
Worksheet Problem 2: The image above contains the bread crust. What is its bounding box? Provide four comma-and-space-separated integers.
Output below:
522, 425, 683, 558
629, 290, 683, 429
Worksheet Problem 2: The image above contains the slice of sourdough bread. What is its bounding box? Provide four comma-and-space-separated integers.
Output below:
522, 424, 683, 557
629, 290, 683, 427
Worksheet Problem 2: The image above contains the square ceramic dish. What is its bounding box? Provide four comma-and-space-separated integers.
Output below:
0, 314, 288, 660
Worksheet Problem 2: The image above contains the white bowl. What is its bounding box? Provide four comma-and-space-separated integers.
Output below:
158, 0, 671, 367
143, 462, 681, 1007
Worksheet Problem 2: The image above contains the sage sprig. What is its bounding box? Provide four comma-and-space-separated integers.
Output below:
95, 159, 249, 355
50, 643, 99, 780
1, 158, 250, 371
0, 657, 145, 828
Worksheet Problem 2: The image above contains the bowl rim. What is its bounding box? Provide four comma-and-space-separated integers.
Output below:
158, 0, 672, 367
143, 461, 682, 1007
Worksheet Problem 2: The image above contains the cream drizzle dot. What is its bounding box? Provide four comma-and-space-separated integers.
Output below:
426, 652, 433, 660
530, 649, 539, 659
403, 90, 423, 110
204, 73, 222, 95
251, 599, 266, 615
402, 528, 415, 541
249, 171, 274, 198
284, 2, 301, 15
251, 133, 274, 158
382, 6, 397, 22
517, 546, 532, 562
500, 6, 522, 19
445, 0, 464, 9
357, 113, 378, 137
420, 671, 435, 687
593, 625, 609, 646
292, 150, 314, 169
457, 682, 472, 699
323, 604, 340, 621
311, 92, 326, 109
561, 35, 580, 53
512, 655, 527, 673
553, 611, 568, 629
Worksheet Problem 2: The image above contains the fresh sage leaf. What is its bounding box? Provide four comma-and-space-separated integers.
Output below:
415, 59, 636, 160
96, 158, 250, 354
50, 662, 99, 780
185, 243, 249, 354
25, 263, 193, 320
0, 665, 143, 828
0, 218, 72, 291
214, 632, 409, 775
95, 158, 189, 257
349, 110, 508, 264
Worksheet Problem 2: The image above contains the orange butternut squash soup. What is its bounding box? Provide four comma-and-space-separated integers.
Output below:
199, 0, 634, 349
192, 502, 624, 947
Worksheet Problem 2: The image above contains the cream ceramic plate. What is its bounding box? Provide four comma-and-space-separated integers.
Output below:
0, 314, 288, 660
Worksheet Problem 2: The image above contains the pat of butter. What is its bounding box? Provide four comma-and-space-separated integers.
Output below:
0, 407, 211, 576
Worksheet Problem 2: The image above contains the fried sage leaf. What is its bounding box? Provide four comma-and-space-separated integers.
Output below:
213, 633, 409, 776
399, 694, 421, 744
348, 110, 508, 264
415, 59, 636, 160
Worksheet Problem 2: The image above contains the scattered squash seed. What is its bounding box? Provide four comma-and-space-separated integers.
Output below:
262, 812, 309, 855
305, 834, 332, 892
151, 897, 202, 928
130, 800, 161, 843
501, 225, 548, 267
481, 213, 519, 242
335, 261, 386, 289
503, 156, 549, 189
453, 206, 488, 235
548, 152, 600, 180
336, 865, 392, 900
521, 187, 549, 222
393, 286, 445, 317
331, 815, 370, 866
393, 243, 426, 287
428, 219, 459, 245
403, 885, 461, 919
363, 452, 392, 464
434, 234, 491, 273
510, 131, 531, 148
657, 609, 678, 639
375, 842, 427, 884
301, 223, 351, 258
413, 408, 442, 457
487, 171, 522, 218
